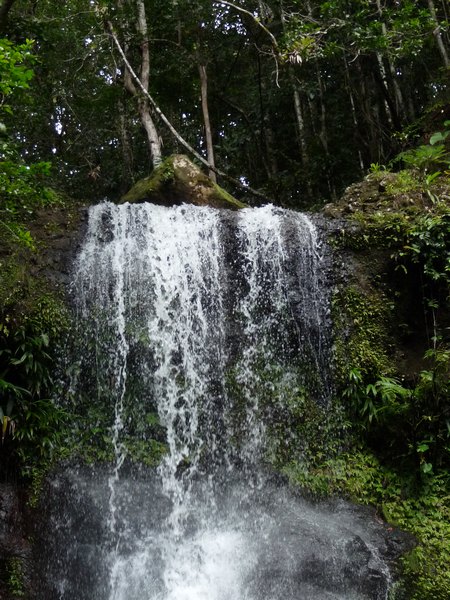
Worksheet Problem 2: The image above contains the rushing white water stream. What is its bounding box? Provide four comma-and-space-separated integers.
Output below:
37, 202, 397, 600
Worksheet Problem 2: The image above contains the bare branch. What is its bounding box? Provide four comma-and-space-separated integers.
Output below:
215, 0, 280, 55
216, 1, 280, 87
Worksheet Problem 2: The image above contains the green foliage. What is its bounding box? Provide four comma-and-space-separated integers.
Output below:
266, 383, 346, 470
0, 152, 60, 251
343, 347, 450, 474
369, 163, 387, 174
0, 37, 59, 251
384, 170, 421, 196
69, 405, 168, 468
5, 557, 25, 598
399, 210, 450, 288
394, 121, 450, 177
396, 144, 447, 174
0, 0, 446, 205
0, 38, 35, 117
335, 188, 450, 473
0, 287, 70, 480
0, 159, 57, 211
122, 437, 168, 467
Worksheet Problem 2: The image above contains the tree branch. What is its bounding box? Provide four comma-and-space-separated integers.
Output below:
215, 1, 280, 86
106, 20, 271, 203
215, 0, 280, 55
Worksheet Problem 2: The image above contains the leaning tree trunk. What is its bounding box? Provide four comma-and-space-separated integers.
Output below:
116, 0, 162, 169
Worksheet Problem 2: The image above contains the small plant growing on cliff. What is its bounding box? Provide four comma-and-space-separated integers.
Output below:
394, 121, 450, 177
6, 557, 25, 597
343, 347, 450, 476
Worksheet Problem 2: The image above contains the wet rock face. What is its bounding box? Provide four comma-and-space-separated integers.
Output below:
0, 485, 22, 557
0, 484, 31, 599
246, 494, 415, 600
32, 469, 414, 600
27, 204, 88, 290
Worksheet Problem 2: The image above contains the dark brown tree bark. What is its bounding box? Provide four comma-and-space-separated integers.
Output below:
0, 0, 17, 31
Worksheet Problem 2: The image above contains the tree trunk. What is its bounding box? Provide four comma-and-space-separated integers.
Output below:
136, 0, 162, 168
428, 0, 449, 67
198, 63, 216, 182
118, 97, 134, 193
375, 0, 407, 122
292, 84, 313, 197
343, 54, 364, 173
315, 64, 336, 198
375, 67, 401, 130
257, 53, 277, 177
280, 2, 311, 194
0, 0, 16, 31
292, 83, 308, 167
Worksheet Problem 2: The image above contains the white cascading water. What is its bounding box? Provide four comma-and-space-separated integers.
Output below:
38, 202, 395, 600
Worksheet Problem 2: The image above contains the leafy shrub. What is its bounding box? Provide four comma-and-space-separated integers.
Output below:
0, 294, 70, 480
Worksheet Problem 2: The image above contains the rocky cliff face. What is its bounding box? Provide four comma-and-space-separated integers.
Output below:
323, 171, 450, 382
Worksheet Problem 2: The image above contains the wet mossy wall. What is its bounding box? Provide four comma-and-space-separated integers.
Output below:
316, 172, 450, 600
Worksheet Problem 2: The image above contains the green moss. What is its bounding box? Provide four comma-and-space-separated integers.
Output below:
6, 557, 25, 598
384, 170, 421, 196
121, 158, 175, 203
333, 286, 393, 385
122, 437, 168, 467
211, 179, 247, 209
121, 154, 246, 209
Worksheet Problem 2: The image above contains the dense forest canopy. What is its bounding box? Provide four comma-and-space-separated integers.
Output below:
0, 0, 449, 205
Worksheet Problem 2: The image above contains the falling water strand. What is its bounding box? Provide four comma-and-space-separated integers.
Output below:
72, 204, 131, 537
52, 202, 394, 600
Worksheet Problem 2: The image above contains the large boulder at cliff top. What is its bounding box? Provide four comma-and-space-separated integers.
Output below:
120, 154, 246, 209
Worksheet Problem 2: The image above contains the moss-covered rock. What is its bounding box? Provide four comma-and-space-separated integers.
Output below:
326, 172, 450, 381
120, 154, 246, 209
324, 170, 450, 218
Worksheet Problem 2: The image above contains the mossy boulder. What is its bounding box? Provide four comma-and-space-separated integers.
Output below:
324, 171, 450, 218
120, 154, 246, 210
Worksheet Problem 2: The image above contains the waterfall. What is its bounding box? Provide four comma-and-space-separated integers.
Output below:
36, 202, 395, 600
